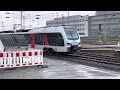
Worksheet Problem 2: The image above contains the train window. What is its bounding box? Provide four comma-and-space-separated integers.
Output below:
56, 33, 64, 46
46, 33, 56, 46
24, 34, 31, 44
35, 34, 44, 45
64, 28, 79, 40
46, 33, 64, 46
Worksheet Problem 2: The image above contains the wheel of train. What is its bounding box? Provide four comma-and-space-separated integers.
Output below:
48, 48, 55, 54
43, 48, 48, 53
71, 46, 79, 53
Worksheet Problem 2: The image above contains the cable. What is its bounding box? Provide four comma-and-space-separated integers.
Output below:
0, 11, 68, 31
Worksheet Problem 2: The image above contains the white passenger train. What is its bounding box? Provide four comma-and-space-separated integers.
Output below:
0, 26, 81, 53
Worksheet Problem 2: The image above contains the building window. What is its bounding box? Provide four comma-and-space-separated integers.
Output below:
81, 19, 85, 22
79, 28, 85, 31
79, 33, 85, 35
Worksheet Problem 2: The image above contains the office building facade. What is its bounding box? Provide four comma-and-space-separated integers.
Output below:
96, 11, 120, 15
89, 13, 120, 37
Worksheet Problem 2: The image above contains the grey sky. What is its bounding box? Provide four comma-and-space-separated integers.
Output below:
0, 11, 95, 31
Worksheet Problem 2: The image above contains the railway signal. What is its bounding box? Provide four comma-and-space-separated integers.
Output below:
99, 24, 102, 34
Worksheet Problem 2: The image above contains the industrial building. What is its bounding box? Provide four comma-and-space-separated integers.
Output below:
46, 15, 89, 37
89, 12, 120, 37
96, 11, 120, 15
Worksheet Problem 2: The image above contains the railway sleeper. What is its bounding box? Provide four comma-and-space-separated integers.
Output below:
94, 58, 120, 64
96, 59, 120, 65
108, 59, 120, 64
103, 61, 120, 65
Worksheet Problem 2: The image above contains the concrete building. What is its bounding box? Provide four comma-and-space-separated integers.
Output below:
96, 11, 120, 15
46, 15, 89, 37
89, 13, 120, 37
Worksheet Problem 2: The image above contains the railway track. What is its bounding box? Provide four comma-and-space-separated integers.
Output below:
44, 50, 120, 71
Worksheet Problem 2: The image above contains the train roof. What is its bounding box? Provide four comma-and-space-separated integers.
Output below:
29, 26, 74, 33
29, 26, 62, 33
0, 26, 75, 35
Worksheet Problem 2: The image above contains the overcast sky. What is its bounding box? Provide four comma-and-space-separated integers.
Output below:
0, 11, 95, 31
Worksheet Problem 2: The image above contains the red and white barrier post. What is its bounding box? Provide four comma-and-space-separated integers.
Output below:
0, 49, 43, 69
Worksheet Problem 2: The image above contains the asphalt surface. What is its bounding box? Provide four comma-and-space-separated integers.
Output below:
1, 57, 120, 79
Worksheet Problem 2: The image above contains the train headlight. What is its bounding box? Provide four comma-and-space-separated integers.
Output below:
67, 43, 72, 45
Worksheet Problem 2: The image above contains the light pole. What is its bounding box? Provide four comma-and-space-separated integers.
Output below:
104, 14, 107, 43
13, 14, 16, 31
68, 11, 69, 26
1, 21, 4, 31
23, 16, 25, 30
21, 11, 23, 30
27, 14, 31, 29
56, 13, 58, 26
98, 24, 102, 44
62, 14, 64, 25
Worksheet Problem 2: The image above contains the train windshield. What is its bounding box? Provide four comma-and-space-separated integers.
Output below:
64, 27, 79, 40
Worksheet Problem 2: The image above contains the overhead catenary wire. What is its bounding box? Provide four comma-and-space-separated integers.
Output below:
0, 11, 68, 31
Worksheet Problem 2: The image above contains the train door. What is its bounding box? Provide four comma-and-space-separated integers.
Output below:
31, 34, 35, 48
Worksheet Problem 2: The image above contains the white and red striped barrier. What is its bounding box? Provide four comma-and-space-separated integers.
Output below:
0, 49, 43, 68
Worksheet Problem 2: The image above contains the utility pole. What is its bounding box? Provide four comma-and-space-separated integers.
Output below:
21, 11, 23, 30
68, 11, 69, 26
13, 14, 15, 32
104, 15, 107, 43
2, 21, 4, 31
23, 16, 25, 30
29, 19, 31, 29
99, 24, 102, 44
56, 13, 58, 26
62, 14, 64, 25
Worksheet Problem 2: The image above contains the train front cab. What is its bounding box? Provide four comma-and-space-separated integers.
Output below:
63, 27, 81, 53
